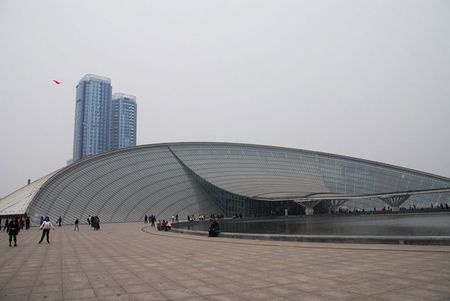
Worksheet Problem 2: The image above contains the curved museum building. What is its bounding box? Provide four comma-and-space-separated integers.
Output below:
1, 142, 450, 224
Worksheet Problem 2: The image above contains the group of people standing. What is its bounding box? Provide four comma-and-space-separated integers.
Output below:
144, 214, 156, 227
3, 215, 56, 247
1, 215, 32, 247
1, 216, 31, 232
4, 214, 102, 247
87, 215, 101, 230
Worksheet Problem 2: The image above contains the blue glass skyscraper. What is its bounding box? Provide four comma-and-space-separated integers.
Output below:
73, 74, 112, 162
110, 93, 137, 150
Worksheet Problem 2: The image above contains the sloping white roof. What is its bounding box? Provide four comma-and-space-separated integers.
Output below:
0, 171, 57, 216
2, 142, 450, 222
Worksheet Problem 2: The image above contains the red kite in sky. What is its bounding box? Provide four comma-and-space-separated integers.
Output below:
53, 80, 62, 85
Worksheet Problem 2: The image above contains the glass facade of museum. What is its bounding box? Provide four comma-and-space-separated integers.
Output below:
170, 144, 450, 215
1, 142, 449, 224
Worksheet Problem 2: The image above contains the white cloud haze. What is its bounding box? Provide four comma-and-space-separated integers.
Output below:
1, 0, 450, 197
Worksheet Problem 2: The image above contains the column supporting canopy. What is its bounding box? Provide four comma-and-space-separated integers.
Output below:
294, 200, 322, 215
327, 199, 348, 213
379, 195, 410, 212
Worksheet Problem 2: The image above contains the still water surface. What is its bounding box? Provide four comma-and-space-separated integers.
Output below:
179, 213, 450, 236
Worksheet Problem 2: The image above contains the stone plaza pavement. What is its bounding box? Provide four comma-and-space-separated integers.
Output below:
1, 223, 450, 301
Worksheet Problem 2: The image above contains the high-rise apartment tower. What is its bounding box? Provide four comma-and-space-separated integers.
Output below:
110, 93, 137, 150
73, 74, 112, 162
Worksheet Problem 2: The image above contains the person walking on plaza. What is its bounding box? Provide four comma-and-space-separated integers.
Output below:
91, 216, 100, 230
7, 218, 20, 247
74, 218, 79, 231
3, 219, 9, 231
25, 216, 30, 229
57, 216, 62, 227
151, 215, 156, 227
39, 216, 54, 244
95, 216, 100, 230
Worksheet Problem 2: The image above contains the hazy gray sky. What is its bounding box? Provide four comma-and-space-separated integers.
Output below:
1, 0, 450, 198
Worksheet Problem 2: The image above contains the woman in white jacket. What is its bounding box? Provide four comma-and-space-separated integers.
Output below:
39, 216, 54, 244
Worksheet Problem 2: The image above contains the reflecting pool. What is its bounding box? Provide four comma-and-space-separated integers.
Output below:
176, 213, 450, 236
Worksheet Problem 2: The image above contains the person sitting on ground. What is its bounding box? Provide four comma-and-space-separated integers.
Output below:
208, 219, 220, 237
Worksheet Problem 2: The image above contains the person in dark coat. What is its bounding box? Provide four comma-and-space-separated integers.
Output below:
8, 218, 20, 247
151, 215, 156, 227
4, 219, 9, 231
92, 216, 100, 230
208, 219, 220, 237
25, 217, 31, 230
